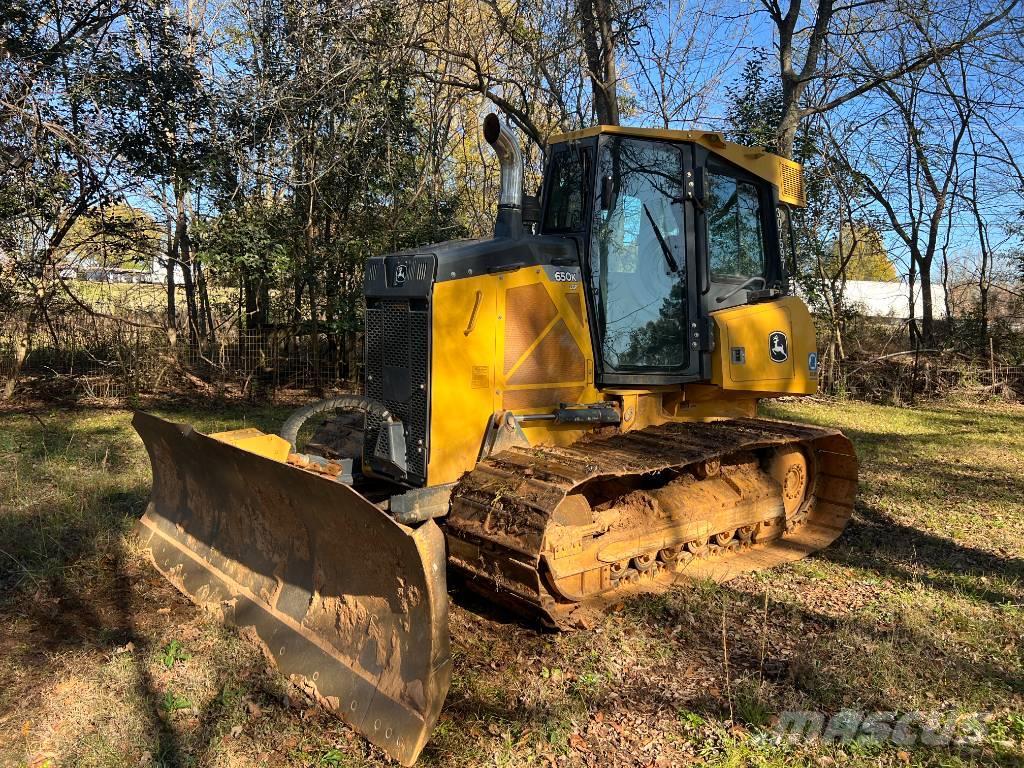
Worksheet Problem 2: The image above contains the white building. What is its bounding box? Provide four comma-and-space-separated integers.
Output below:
842, 280, 947, 320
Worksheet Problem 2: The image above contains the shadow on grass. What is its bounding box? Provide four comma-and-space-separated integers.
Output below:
823, 503, 1024, 608
1, 416, 134, 469
0, 486, 237, 767
431, 575, 1016, 763
770, 401, 1024, 604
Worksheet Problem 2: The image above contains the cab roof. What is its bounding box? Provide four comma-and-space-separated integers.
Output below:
548, 125, 806, 208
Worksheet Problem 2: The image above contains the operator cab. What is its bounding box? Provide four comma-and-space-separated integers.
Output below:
540, 126, 804, 388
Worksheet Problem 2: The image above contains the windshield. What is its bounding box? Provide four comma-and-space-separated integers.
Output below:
592, 137, 686, 370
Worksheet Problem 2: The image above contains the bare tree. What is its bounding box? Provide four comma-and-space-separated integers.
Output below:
626, 0, 751, 128
759, 0, 1022, 158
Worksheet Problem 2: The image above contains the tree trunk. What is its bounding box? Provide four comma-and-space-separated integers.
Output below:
941, 251, 954, 326
174, 183, 200, 348
304, 190, 321, 392
979, 283, 989, 343
196, 259, 216, 344
907, 259, 920, 348
323, 216, 340, 383
2, 307, 36, 401
579, 0, 620, 125
165, 219, 177, 346
775, 100, 803, 160
243, 273, 258, 330
918, 256, 934, 347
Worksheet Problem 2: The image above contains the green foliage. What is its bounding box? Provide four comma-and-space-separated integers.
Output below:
725, 53, 783, 153
316, 748, 350, 766
193, 0, 469, 337
160, 639, 190, 669
195, 203, 291, 282
59, 204, 162, 271
161, 690, 192, 712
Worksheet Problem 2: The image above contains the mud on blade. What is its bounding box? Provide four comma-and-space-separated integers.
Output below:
132, 412, 450, 766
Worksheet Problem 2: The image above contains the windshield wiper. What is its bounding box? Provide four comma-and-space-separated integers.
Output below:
642, 203, 679, 273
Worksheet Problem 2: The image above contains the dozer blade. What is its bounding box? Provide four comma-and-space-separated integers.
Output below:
132, 412, 450, 766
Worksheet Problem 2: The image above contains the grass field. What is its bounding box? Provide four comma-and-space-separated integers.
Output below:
0, 398, 1022, 767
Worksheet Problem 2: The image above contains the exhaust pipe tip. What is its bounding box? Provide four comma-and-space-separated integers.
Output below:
482, 114, 523, 210
483, 113, 525, 238
482, 112, 502, 149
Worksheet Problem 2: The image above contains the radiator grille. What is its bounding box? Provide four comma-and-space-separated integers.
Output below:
780, 161, 805, 205
364, 299, 429, 484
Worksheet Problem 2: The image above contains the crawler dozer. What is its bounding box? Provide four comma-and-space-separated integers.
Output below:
134, 115, 858, 764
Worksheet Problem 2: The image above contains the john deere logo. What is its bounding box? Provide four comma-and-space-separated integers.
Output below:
394, 263, 407, 285
769, 331, 788, 363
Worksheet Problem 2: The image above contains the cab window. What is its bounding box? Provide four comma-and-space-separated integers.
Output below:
706, 171, 766, 281
543, 148, 588, 232
592, 137, 686, 370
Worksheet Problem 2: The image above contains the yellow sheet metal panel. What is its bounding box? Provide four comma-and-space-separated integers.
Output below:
496, 265, 602, 450
210, 429, 292, 463
430, 264, 605, 481
548, 125, 805, 207
663, 386, 759, 422
427, 275, 499, 486
710, 296, 818, 395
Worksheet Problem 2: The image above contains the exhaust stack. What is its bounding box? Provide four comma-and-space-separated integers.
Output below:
483, 113, 524, 239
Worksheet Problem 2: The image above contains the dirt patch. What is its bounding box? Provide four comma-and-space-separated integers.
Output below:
607, 489, 664, 532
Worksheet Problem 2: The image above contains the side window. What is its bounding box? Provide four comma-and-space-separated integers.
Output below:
706, 172, 766, 280
543, 148, 588, 232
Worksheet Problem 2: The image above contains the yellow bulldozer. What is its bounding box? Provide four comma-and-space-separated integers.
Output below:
133, 115, 858, 765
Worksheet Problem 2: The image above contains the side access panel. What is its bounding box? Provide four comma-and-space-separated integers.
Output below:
132, 412, 450, 766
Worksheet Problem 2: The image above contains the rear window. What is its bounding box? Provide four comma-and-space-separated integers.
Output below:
543, 148, 589, 232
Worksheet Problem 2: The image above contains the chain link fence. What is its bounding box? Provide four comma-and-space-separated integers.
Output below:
0, 307, 360, 402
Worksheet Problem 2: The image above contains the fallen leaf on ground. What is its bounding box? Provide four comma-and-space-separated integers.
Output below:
570, 607, 603, 630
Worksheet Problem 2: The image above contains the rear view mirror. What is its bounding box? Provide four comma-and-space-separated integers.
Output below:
600, 175, 614, 211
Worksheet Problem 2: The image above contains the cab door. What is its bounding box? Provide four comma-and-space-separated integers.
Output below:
694, 146, 785, 314
588, 135, 706, 387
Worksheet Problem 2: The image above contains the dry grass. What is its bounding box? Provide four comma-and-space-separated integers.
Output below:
0, 398, 1022, 767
